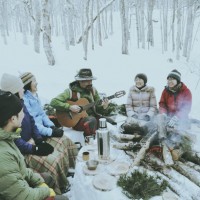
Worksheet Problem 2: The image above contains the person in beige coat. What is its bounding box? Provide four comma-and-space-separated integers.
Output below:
126, 73, 158, 121
124, 73, 158, 135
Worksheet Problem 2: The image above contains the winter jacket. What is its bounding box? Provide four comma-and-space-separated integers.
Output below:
14, 100, 43, 154
126, 85, 158, 118
159, 82, 192, 121
50, 81, 101, 116
0, 128, 49, 200
23, 90, 54, 136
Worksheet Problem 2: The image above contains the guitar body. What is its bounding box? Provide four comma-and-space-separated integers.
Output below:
56, 98, 89, 128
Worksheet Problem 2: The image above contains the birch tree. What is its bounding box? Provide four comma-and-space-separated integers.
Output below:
119, 0, 129, 54
176, 0, 182, 60
34, 0, 41, 53
96, 0, 102, 46
82, 0, 90, 60
42, 0, 55, 65
0, 0, 7, 44
147, 0, 155, 48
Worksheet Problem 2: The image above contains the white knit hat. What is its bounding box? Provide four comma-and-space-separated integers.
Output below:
0, 73, 24, 94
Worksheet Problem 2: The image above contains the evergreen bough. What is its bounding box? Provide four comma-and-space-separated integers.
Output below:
117, 171, 168, 200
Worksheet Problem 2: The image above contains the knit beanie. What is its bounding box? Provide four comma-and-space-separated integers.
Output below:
0, 91, 23, 124
167, 69, 181, 83
1, 73, 24, 94
135, 73, 147, 85
20, 72, 35, 86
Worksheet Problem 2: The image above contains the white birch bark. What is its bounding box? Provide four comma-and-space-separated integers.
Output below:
140, 0, 145, 49
42, 0, 55, 65
176, 0, 182, 60
90, 0, 94, 49
0, 0, 7, 44
135, 0, 140, 48
33, 0, 41, 53
109, 3, 113, 35
147, 0, 155, 48
83, 0, 90, 60
61, 0, 69, 50
119, 0, 128, 54
163, 0, 168, 51
66, 0, 75, 46
21, 0, 28, 45
96, 0, 102, 46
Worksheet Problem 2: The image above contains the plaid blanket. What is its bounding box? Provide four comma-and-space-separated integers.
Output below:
25, 136, 78, 194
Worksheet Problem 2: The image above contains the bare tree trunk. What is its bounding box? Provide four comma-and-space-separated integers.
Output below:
0, 0, 7, 44
163, 0, 168, 51
109, 2, 113, 35
96, 0, 102, 46
90, 0, 94, 50
66, 0, 75, 46
172, 0, 176, 52
61, 0, 69, 50
186, 1, 197, 61
77, 0, 115, 44
147, 0, 155, 48
34, 0, 41, 53
42, 0, 55, 65
21, 1, 28, 45
176, 0, 182, 60
140, 0, 145, 49
135, 0, 140, 48
119, 0, 128, 54
83, 0, 90, 60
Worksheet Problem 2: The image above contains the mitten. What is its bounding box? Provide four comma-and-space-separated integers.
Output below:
35, 137, 44, 145
131, 114, 138, 119
38, 182, 49, 188
168, 116, 178, 127
49, 188, 56, 197
51, 127, 64, 137
143, 115, 150, 121
32, 141, 54, 156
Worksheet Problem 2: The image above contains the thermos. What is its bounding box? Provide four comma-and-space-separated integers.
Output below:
97, 118, 110, 160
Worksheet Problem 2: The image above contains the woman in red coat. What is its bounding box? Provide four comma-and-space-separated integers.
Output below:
159, 69, 192, 129
158, 69, 192, 161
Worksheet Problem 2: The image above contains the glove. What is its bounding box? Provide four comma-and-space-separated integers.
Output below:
35, 137, 44, 145
143, 115, 150, 121
32, 141, 54, 156
49, 188, 56, 197
38, 182, 49, 188
131, 114, 138, 119
168, 116, 178, 127
51, 127, 64, 137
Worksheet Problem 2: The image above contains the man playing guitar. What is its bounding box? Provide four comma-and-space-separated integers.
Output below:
50, 68, 109, 139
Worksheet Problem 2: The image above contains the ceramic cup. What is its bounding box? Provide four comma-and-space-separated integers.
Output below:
82, 151, 89, 161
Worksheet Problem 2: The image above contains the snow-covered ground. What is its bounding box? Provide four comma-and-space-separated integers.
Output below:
1, 11, 200, 200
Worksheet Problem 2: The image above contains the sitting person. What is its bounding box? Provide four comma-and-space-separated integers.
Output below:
0, 90, 68, 200
1, 73, 78, 194
158, 69, 192, 161
124, 73, 158, 135
50, 68, 109, 138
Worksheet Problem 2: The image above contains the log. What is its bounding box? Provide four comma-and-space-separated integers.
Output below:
145, 155, 200, 200
173, 161, 200, 188
132, 131, 157, 166
184, 161, 200, 173
162, 141, 174, 166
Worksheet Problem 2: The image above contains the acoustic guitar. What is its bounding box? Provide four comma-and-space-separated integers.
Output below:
56, 90, 126, 127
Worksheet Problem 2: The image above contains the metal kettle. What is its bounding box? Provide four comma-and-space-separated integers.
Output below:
96, 118, 110, 160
